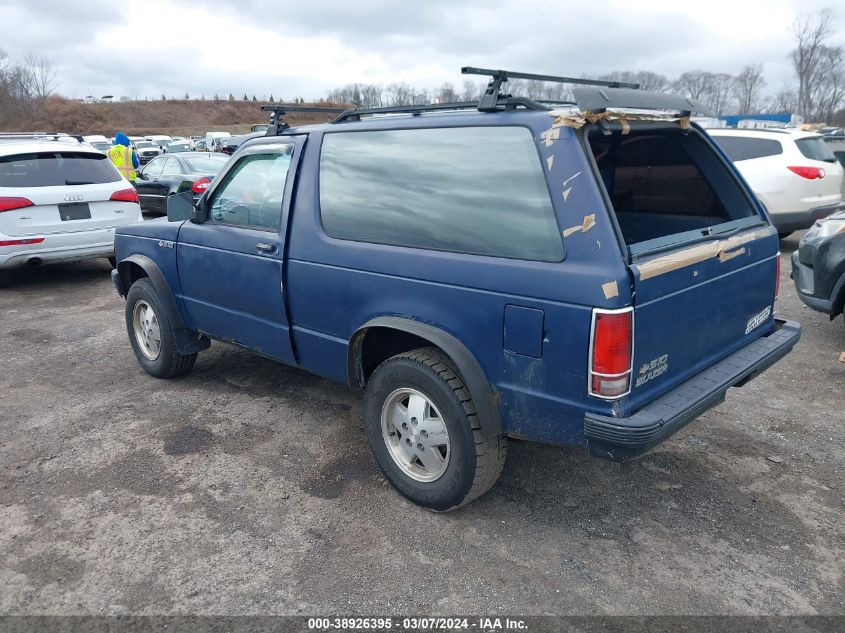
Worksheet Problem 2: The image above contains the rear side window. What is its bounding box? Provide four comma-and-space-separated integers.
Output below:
319, 127, 563, 262
711, 136, 783, 161
795, 137, 836, 162
0, 151, 121, 187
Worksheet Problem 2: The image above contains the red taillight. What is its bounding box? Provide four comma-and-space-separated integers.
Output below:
787, 166, 825, 180
0, 237, 44, 247
590, 309, 633, 399
110, 188, 139, 203
0, 197, 34, 212
775, 253, 781, 300
192, 177, 211, 193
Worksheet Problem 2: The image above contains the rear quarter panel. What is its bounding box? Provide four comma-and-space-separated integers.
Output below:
285, 113, 631, 445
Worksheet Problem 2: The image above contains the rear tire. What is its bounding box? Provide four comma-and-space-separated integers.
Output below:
363, 347, 507, 511
125, 277, 197, 378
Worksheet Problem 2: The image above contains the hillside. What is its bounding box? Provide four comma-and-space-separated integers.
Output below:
0, 97, 350, 136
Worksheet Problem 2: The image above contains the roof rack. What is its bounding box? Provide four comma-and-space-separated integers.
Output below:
462, 67, 640, 112
261, 105, 347, 135
333, 100, 479, 123
0, 132, 84, 144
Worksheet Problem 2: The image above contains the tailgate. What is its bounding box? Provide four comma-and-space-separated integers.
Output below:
0, 184, 134, 236
626, 226, 779, 407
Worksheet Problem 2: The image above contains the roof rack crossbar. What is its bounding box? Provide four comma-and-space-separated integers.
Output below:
332, 100, 480, 123
462, 66, 639, 112
331, 96, 548, 123
260, 104, 347, 135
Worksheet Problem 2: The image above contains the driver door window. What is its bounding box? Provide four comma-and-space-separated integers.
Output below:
208, 150, 293, 231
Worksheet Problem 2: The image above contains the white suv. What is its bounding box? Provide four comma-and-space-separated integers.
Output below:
707, 128, 844, 237
0, 138, 143, 282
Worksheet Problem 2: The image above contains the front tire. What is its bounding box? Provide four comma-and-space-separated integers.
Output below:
363, 348, 507, 511
125, 277, 197, 378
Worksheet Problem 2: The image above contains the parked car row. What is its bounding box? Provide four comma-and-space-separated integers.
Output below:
80, 131, 257, 158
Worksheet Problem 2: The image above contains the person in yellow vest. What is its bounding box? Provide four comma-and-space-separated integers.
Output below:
107, 131, 140, 182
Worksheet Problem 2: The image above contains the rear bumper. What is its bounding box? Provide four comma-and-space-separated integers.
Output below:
771, 203, 843, 233
0, 228, 117, 269
584, 319, 801, 461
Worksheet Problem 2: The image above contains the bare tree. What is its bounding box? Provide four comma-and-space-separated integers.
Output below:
808, 45, 845, 121
23, 52, 56, 98
706, 73, 737, 115
460, 79, 482, 101
434, 82, 458, 103
790, 8, 837, 118
734, 64, 766, 113
674, 70, 711, 101
675, 70, 735, 115
768, 87, 798, 113
599, 70, 670, 92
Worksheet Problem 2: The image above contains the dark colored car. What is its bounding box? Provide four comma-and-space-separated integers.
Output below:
112, 76, 800, 510
792, 208, 845, 326
218, 132, 264, 155
133, 152, 229, 214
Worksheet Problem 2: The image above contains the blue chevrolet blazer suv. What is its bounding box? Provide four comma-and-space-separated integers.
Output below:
111, 69, 801, 510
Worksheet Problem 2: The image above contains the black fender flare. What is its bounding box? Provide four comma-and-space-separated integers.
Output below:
117, 254, 209, 354
349, 316, 503, 439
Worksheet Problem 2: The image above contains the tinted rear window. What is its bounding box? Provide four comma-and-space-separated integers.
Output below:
319, 127, 563, 262
711, 136, 783, 161
795, 137, 836, 162
183, 155, 228, 173
0, 151, 121, 187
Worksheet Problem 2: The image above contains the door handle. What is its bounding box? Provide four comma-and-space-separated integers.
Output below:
255, 242, 276, 254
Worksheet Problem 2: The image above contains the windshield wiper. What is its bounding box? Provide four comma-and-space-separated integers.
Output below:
65, 180, 93, 185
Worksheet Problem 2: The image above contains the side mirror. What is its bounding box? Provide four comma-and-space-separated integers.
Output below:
166, 190, 194, 222
136, 171, 148, 180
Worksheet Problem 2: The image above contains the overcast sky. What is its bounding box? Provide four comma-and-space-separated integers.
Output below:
1, 0, 841, 100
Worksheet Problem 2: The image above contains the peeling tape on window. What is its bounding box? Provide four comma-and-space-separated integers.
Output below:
547, 109, 692, 133
635, 227, 774, 281
745, 305, 772, 335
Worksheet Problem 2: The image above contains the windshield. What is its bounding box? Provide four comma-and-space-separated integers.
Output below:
168, 143, 191, 152
184, 155, 228, 173
135, 142, 156, 149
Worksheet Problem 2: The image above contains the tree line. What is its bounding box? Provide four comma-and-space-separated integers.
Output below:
1, 9, 842, 126
328, 9, 844, 122
0, 49, 56, 127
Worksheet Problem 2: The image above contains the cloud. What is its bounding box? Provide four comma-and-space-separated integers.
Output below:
1, 0, 840, 100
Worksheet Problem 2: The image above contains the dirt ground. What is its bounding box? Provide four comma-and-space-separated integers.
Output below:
0, 233, 842, 616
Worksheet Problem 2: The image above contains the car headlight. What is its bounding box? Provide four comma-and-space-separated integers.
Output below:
813, 217, 845, 239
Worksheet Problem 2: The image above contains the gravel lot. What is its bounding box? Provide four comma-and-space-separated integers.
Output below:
0, 233, 842, 616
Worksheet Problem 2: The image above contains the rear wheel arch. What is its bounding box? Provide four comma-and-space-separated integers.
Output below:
348, 317, 503, 438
